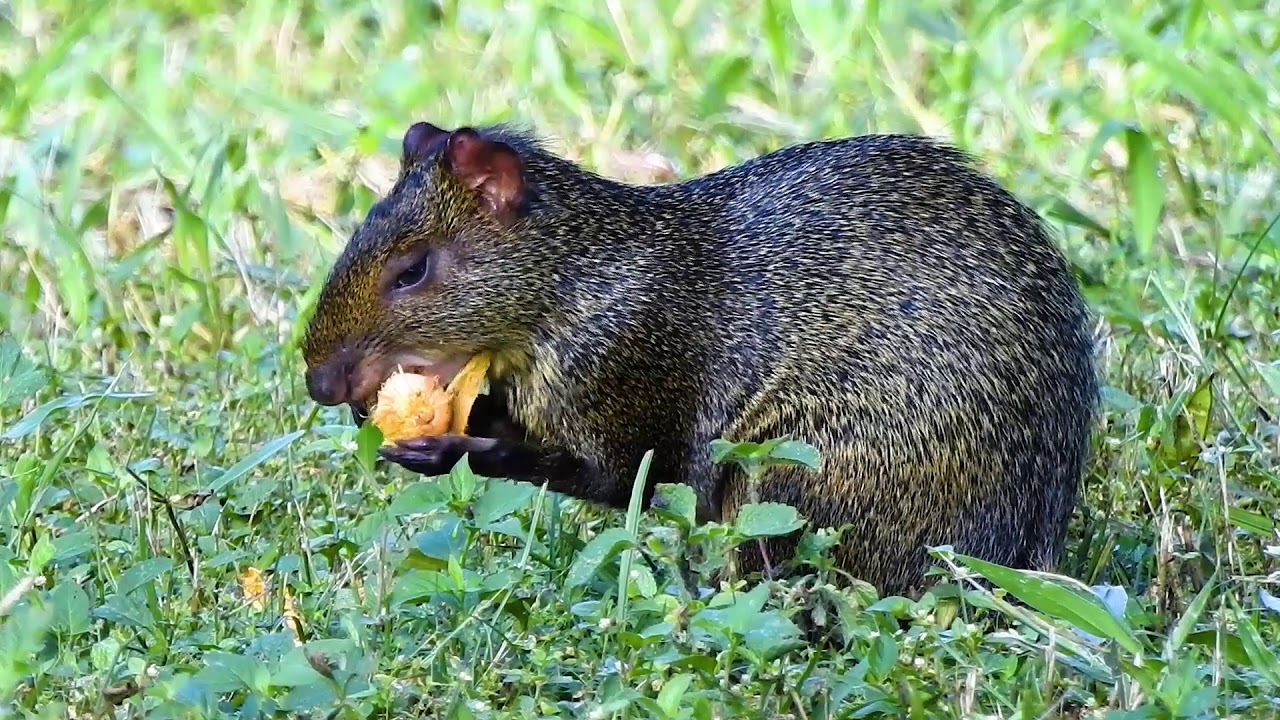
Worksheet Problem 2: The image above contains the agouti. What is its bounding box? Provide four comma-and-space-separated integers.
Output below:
302, 121, 1099, 596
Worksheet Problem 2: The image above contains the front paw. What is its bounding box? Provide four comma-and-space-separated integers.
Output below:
378, 435, 498, 477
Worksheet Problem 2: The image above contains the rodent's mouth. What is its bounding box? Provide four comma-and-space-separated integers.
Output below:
349, 400, 371, 426
349, 351, 472, 415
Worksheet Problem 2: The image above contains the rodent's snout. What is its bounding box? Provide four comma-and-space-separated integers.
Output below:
305, 359, 352, 407
305, 359, 369, 426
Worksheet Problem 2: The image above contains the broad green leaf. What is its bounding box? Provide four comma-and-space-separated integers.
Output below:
630, 565, 658, 599
390, 570, 452, 606
116, 558, 176, 596
0, 479, 17, 520
742, 610, 805, 660
1258, 362, 1280, 397
208, 430, 305, 492
190, 663, 248, 694
387, 481, 448, 517
354, 422, 383, 472
272, 640, 358, 687
203, 550, 250, 568
565, 528, 634, 591
27, 534, 54, 574
867, 631, 899, 680
90, 637, 123, 673
1185, 630, 1251, 667
1100, 386, 1144, 414
278, 683, 340, 714
203, 651, 271, 696
392, 567, 494, 606
652, 483, 697, 528
866, 595, 915, 618
8, 454, 37, 522
94, 592, 155, 630
697, 55, 751, 116
1169, 375, 1214, 464
955, 553, 1142, 655
709, 439, 758, 465
53, 250, 91, 327
478, 569, 517, 594
472, 480, 537, 527
52, 531, 94, 564
696, 583, 770, 631
734, 502, 806, 538
691, 584, 802, 659
46, 581, 92, 636
1184, 376, 1214, 444
769, 440, 821, 469
414, 516, 466, 562
447, 453, 478, 502
656, 672, 694, 717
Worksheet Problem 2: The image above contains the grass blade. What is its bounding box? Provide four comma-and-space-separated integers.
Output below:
1124, 127, 1163, 255
955, 553, 1144, 656
208, 430, 306, 493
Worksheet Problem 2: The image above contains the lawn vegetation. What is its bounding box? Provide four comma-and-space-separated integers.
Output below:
1, 1, 1278, 718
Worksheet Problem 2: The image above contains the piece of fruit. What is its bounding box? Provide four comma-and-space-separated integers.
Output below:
369, 352, 493, 444
370, 371, 452, 443
444, 352, 492, 435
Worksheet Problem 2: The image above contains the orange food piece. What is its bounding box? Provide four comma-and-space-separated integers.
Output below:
443, 352, 491, 435
370, 372, 452, 443
370, 353, 492, 444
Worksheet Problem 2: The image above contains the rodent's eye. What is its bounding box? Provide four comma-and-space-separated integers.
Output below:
393, 254, 431, 292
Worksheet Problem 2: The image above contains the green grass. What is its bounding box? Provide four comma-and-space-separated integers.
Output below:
1, 0, 1279, 717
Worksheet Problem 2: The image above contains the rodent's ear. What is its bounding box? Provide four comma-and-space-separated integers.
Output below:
442, 127, 526, 227
402, 121, 450, 169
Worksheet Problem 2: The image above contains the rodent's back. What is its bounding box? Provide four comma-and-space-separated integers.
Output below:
652, 135, 1098, 589
642, 134, 1093, 418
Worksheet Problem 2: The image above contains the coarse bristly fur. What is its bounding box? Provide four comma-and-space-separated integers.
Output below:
301, 120, 1100, 597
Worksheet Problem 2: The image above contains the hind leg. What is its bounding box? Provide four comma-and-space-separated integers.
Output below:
725, 454, 958, 595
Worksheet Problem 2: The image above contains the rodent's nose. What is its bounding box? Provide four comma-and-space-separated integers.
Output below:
306, 363, 351, 406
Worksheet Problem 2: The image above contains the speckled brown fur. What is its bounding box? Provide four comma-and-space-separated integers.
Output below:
302, 122, 1099, 596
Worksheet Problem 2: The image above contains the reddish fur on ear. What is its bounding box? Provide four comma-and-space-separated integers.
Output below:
402, 122, 449, 168
443, 128, 527, 226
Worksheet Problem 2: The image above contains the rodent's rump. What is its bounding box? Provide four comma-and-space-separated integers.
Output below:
302, 121, 1099, 596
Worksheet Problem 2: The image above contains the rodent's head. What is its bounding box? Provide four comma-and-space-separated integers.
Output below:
302, 121, 549, 419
